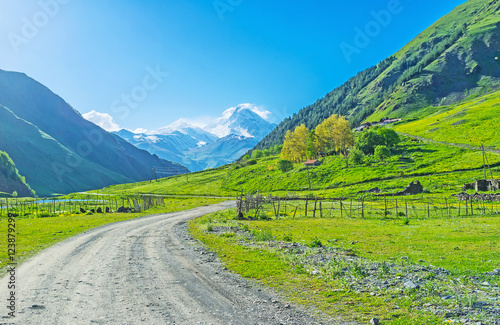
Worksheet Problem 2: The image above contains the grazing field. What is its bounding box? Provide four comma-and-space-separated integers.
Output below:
0, 197, 225, 275
394, 91, 500, 149
189, 207, 500, 324
98, 138, 500, 200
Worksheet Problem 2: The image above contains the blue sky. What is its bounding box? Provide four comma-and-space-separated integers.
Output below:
0, 0, 466, 132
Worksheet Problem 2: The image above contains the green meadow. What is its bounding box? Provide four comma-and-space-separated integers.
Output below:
189, 208, 499, 324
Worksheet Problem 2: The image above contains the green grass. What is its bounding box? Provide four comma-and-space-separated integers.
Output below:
395, 90, 500, 149
0, 197, 225, 275
189, 208, 499, 323
100, 138, 500, 199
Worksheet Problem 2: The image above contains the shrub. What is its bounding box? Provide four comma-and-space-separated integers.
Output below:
283, 233, 293, 242
349, 148, 364, 165
374, 145, 391, 162
308, 237, 323, 248
252, 229, 274, 241
246, 159, 257, 166
252, 150, 263, 159
277, 159, 294, 172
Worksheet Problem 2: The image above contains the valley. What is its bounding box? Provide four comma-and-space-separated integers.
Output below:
0, 0, 499, 324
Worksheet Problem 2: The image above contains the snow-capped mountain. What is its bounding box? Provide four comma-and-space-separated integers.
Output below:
114, 104, 276, 172
204, 104, 274, 139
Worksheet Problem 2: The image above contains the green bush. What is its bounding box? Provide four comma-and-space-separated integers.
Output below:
252, 229, 274, 241
252, 150, 263, 159
374, 145, 391, 162
348, 148, 364, 165
277, 159, 294, 172
246, 159, 257, 166
308, 237, 323, 248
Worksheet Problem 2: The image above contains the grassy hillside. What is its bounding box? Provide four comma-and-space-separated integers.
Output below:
256, 0, 500, 150
394, 90, 500, 148
99, 136, 499, 198
0, 150, 34, 197
0, 69, 187, 197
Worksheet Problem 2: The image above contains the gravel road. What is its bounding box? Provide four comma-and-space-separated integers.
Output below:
1, 202, 333, 325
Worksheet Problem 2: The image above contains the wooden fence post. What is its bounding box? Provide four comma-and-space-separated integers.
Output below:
362, 198, 365, 218
305, 199, 308, 218
340, 200, 343, 218
313, 199, 317, 218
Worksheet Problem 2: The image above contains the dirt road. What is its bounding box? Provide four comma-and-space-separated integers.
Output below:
1, 202, 329, 325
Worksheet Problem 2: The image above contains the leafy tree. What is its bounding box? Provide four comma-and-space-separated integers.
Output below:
281, 124, 309, 162
262, 149, 271, 157
314, 114, 355, 155
242, 154, 250, 160
374, 145, 391, 162
356, 129, 384, 155
377, 128, 400, 148
307, 130, 318, 159
276, 159, 293, 172
349, 148, 364, 165
252, 150, 263, 159
273, 145, 283, 155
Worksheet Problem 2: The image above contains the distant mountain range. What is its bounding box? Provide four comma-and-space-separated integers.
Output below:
0, 69, 187, 197
256, 0, 500, 150
114, 104, 276, 172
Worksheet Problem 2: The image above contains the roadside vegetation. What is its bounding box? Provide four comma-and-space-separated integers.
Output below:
189, 207, 499, 324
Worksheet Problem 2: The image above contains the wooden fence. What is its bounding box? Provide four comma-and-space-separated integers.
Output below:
237, 194, 500, 220
0, 194, 166, 217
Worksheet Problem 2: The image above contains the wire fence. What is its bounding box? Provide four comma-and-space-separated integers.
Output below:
0, 194, 166, 218
236, 194, 500, 220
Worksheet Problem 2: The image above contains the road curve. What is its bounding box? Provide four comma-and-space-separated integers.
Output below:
1, 202, 329, 325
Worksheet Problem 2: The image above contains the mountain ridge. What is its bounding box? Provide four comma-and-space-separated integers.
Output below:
0, 69, 187, 196
114, 104, 276, 171
255, 0, 500, 150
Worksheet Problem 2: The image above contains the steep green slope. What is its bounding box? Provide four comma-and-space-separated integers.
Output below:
98, 137, 499, 198
394, 90, 500, 148
0, 105, 133, 196
0, 150, 34, 197
256, 0, 500, 150
0, 69, 188, 196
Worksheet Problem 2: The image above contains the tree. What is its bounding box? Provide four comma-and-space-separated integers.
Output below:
281, 124, 309, 162
356, 129, 384, 155
314, 114, 355, 155
242, 154, 250, 160
262, 149, 271, 157
252, 150, 263, 159
377, 128, 400, 148
349, 148, 364, 165
273, 145, 283, 155
374, 145, 391, 162
277, 159, 294, 172
307, 130, 318, 159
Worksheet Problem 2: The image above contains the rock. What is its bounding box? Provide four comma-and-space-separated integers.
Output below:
311, 270, 320, 276
105, 207, 110, 213
401, 256, 409, 260
404, 280, 420, 290
481, 281, 490, 286
97, 207, 103, 213
117, 206, 126, 213
370, 318, 380, 325
80, 208, 86, 213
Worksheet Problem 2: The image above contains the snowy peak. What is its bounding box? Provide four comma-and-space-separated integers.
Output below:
150, 119, 217, 143
205, 104, 276, 139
